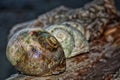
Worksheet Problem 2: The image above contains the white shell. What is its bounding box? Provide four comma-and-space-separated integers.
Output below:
45, 24, 74, 58
45, 23, 89, 58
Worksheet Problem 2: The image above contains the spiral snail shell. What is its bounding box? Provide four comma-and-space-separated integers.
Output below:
6, 28, 66, 76
45, 22, 89, 58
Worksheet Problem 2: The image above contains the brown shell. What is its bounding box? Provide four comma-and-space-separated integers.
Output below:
6, 28, 66, 76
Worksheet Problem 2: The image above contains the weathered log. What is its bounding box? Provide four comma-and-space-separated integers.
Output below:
6, 0, 120, 80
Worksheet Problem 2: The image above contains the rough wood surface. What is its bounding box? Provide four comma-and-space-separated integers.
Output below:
6, 0, 120, 80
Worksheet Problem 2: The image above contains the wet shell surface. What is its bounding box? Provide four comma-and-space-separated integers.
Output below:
6, 28, 66, 76
45, 22, 89, 58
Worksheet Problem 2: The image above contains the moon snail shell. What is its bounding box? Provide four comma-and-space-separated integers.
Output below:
6, 28, 66, 76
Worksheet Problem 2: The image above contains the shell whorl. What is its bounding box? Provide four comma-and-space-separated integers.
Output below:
45, 22, 89, 58
62, 21, 90, 40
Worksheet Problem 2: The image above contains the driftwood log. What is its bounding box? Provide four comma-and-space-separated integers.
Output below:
6, 0, 120, 80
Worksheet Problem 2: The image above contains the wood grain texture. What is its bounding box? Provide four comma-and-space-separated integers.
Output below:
6, 0, 120, 80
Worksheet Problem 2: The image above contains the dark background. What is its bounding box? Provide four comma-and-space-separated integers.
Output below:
0, 0, 120, 80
